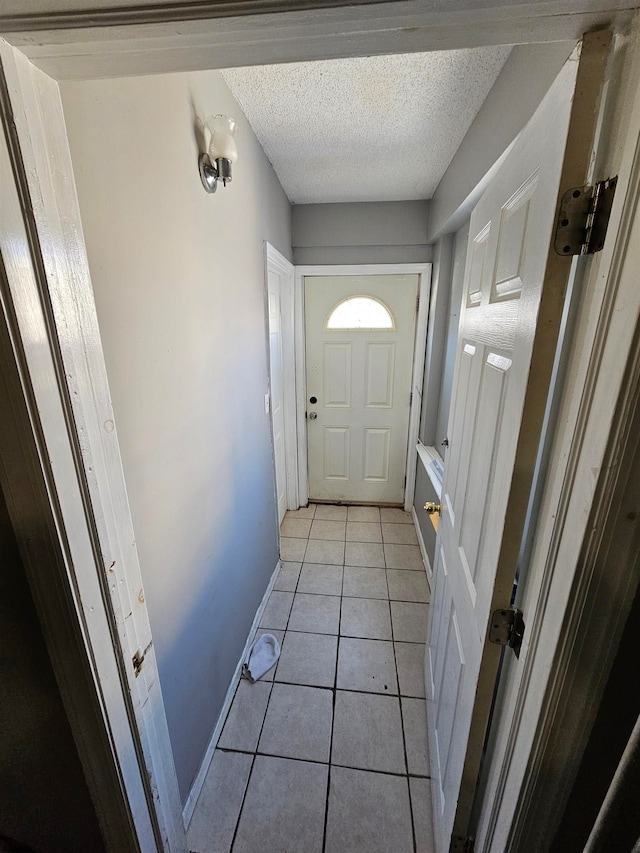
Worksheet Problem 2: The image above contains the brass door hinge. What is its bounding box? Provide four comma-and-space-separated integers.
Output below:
554, 177, 617, 256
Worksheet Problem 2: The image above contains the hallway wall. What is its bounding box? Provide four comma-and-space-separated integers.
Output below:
292, 200, 432, 265
61, 70, 292, 803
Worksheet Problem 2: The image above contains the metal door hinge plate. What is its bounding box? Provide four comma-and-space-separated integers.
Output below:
451, 836, 475, 852
489, 608, 525, 658
554, 177, 617, 256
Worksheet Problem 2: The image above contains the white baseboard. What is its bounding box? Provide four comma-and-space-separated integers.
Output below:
182, 559, 281, 829
412, 505, 433, 588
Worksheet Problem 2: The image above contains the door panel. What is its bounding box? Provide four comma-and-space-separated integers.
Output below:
426, 34, 609, 852
305, 274, 418, 503
365, 343, 395, 407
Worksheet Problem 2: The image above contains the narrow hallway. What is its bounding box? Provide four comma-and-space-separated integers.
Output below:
188, 504, 434, 853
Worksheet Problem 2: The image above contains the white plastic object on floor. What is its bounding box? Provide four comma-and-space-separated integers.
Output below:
242, 633, 281, 682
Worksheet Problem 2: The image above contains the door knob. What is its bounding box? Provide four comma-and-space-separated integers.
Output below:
424, 502, 441, 515
309, 411, 318, 420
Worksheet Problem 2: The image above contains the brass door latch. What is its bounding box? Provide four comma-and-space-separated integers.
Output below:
424, 502, 441, 516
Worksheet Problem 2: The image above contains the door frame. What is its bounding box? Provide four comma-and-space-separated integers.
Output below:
0, 40, 187, 852
265, 242, 298, 516
1, 6, 640, 852
294, 263, 431, 510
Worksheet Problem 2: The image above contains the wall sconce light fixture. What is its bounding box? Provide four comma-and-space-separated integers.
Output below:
199, 114, 238, 193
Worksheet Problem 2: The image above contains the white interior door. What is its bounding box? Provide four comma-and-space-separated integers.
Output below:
305, 274, 418, 503
267, 261, 288, 523
426, 36, 608, 851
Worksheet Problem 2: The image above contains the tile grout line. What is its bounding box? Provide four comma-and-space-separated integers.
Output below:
228, 530, 303, 853
321, 541, 342, 853
226, 680, 273, 852
388, 542, 419, 853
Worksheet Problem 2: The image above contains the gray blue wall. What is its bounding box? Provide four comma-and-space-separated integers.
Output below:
292, 200, 431, 265
62, 69, 292, 802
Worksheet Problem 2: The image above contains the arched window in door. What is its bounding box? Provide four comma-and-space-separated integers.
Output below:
325, 295, 395, 330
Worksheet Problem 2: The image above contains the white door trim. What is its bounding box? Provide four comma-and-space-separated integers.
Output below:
265, 243, 298, 512
0, 2, 634, 81
0, 39, 186, 852
294, 263, 431, 508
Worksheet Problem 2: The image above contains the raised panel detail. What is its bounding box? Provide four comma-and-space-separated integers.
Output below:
492, 171, 538, 302
446, 342, 481, 523
323, 427, 350, 480
435, 602, 465, 788
323, 343, 351, 407
466, 222, 490, 307
365, 342, 395, 408
363, 428, 390, 481
458, 351, 512, 580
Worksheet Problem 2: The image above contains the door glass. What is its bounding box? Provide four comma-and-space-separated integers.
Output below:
326, 296, 395, 330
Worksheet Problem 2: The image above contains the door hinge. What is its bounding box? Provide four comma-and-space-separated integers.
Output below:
554, 177, 617, 256
451, 836, 475, 852
410, 390, 413, 405
488, 608, 525, 658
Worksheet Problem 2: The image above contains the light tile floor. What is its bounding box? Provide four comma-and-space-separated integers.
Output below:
188, 504, 435, 853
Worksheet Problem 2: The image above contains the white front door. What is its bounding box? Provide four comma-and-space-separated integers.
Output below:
426, 35, 609, 851
305, 274, 418, 503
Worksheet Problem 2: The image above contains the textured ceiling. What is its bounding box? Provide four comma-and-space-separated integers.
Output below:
222, 46, 512, 204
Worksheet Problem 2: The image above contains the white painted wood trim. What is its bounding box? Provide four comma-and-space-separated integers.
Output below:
183, 559, 281, 828
265, 243, 298, 510
293, 266, 309, 506
412, 504, 433, 585
0, 2, 635, 81
404, 266, 432, 511
0, 39, 185, 851
294, 263, 431, 507
0, 146, 147, 853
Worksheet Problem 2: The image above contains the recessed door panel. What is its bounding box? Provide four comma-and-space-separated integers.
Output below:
323, 343, 352, 408
365, 342, 395, 408
323, 427, 350, 480
492, 172, 538, 302
466, 223, 490, 307
363, 428, 390, 482
458, 351, 512, 584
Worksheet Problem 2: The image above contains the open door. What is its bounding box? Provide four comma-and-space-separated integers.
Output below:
426, 33, 611, 851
